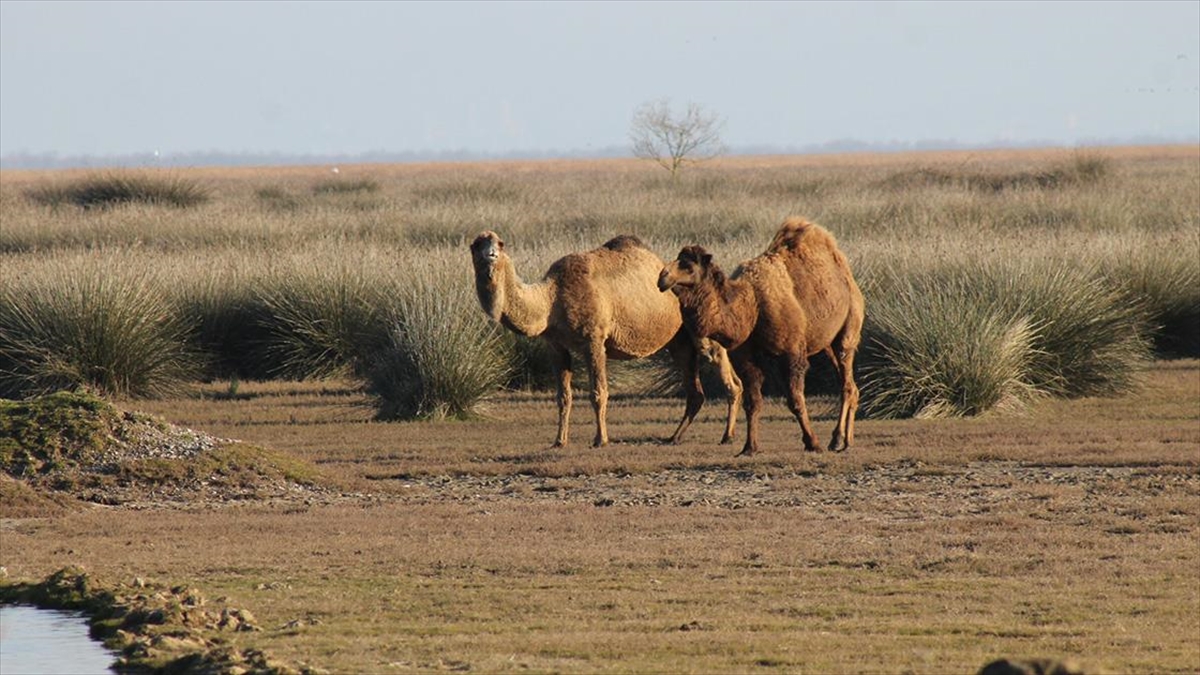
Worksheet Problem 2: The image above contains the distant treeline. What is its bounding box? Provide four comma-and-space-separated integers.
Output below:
4, 135, 1195, 170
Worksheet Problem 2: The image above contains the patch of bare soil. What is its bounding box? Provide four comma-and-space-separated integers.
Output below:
377, 461, 1195, 514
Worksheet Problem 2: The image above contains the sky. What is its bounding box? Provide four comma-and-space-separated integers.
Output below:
1, 0, 1198, 163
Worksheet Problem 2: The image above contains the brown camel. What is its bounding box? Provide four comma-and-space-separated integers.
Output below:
469, 230, 742, 448
658, 217, 864, 456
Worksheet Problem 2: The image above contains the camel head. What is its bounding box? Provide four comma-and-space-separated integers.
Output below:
470, 230, 505, 277
658, 245, 718, 295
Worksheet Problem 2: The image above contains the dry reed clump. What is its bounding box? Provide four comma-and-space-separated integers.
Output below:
365, 264, 513, 420
253, 185, 306, 212
253, 260, 395, 381
859, 258, 1153, 418
311, 177, 380, 195
411, 178, 523, 205
24, 172, 209, 209
860, 277, 1042, 419
1098, 239, 1200, 358
878, 151, 1114, 193
0, 256, 200, 399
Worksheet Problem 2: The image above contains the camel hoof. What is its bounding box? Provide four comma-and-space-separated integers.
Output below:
719, 435, 735, 445
736, 448, 755, 458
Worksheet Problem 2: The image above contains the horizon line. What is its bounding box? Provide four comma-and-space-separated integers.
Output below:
3, 135, 1198, 170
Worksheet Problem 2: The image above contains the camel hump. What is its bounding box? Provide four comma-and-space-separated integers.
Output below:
602, 234, 647, 252
766, 217, 825, 254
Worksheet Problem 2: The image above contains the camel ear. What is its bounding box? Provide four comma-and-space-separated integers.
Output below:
701, 253, 713, 267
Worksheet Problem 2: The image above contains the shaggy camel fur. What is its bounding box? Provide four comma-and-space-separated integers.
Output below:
658, 217, 864, 456
470, 231, 742, 448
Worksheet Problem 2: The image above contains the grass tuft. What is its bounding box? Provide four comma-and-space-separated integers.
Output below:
254, 266, 392, 380
881, 151, 1113, 193
860, 258, 1152, 417
413, 179, 522, 205
255, 186, 305, 212
26, 173, 209, 209
861, 277, 1041, 418
311, 178, 380, 195
0, 261, 200, 399
366, 270, 513, 420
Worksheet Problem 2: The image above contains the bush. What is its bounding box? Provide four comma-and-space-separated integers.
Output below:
985, 263, 1152, 397
861, 277, 1041, 418
1100, 244, 1200, 358
26, 173, 209, 209
254, 266, 392, 380
859, 258, 1152, 418
173, 272, 276, 381
366, 273, 512, 420
0, 262, 199, 399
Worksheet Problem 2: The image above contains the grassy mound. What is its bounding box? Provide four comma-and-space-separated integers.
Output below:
0, 391, 324, 507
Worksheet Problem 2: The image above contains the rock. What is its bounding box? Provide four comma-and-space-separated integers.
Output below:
219, 607, 261, 631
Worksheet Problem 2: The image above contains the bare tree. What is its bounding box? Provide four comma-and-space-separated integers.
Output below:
629, 99, 726, 179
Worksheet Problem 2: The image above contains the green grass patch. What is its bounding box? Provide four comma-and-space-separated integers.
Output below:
0, 390, 323, 498
0, 391, 118, 477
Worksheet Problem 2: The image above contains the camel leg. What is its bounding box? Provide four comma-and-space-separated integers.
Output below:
707, 341, 743, 444
829, 348, 859, 452
552, 346, 573, 448
666, 333, 705, 445
829, 345, 860, 453
734, 351, 765, 457
586, 338, 610, 447
829, 311, 863, 451
785, 352, 823, 452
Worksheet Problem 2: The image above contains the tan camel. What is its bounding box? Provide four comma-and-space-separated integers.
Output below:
469, 230, 742, 448
658, 217, 864, 456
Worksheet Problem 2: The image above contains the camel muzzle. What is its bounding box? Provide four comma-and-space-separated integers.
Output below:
657, 273, 673, 293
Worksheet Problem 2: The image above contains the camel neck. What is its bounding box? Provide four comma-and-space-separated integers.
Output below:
678, 276, 756, 350
478, 255, 553, 337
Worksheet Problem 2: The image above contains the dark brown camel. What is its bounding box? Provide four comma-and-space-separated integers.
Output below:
658, 217, 864, 456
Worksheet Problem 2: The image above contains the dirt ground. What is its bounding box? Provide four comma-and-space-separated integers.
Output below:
2, 361, 1198, 674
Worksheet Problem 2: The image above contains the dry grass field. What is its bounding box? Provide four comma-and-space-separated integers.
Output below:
2, 359, 1197, 674
2, 146, 1199, 674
